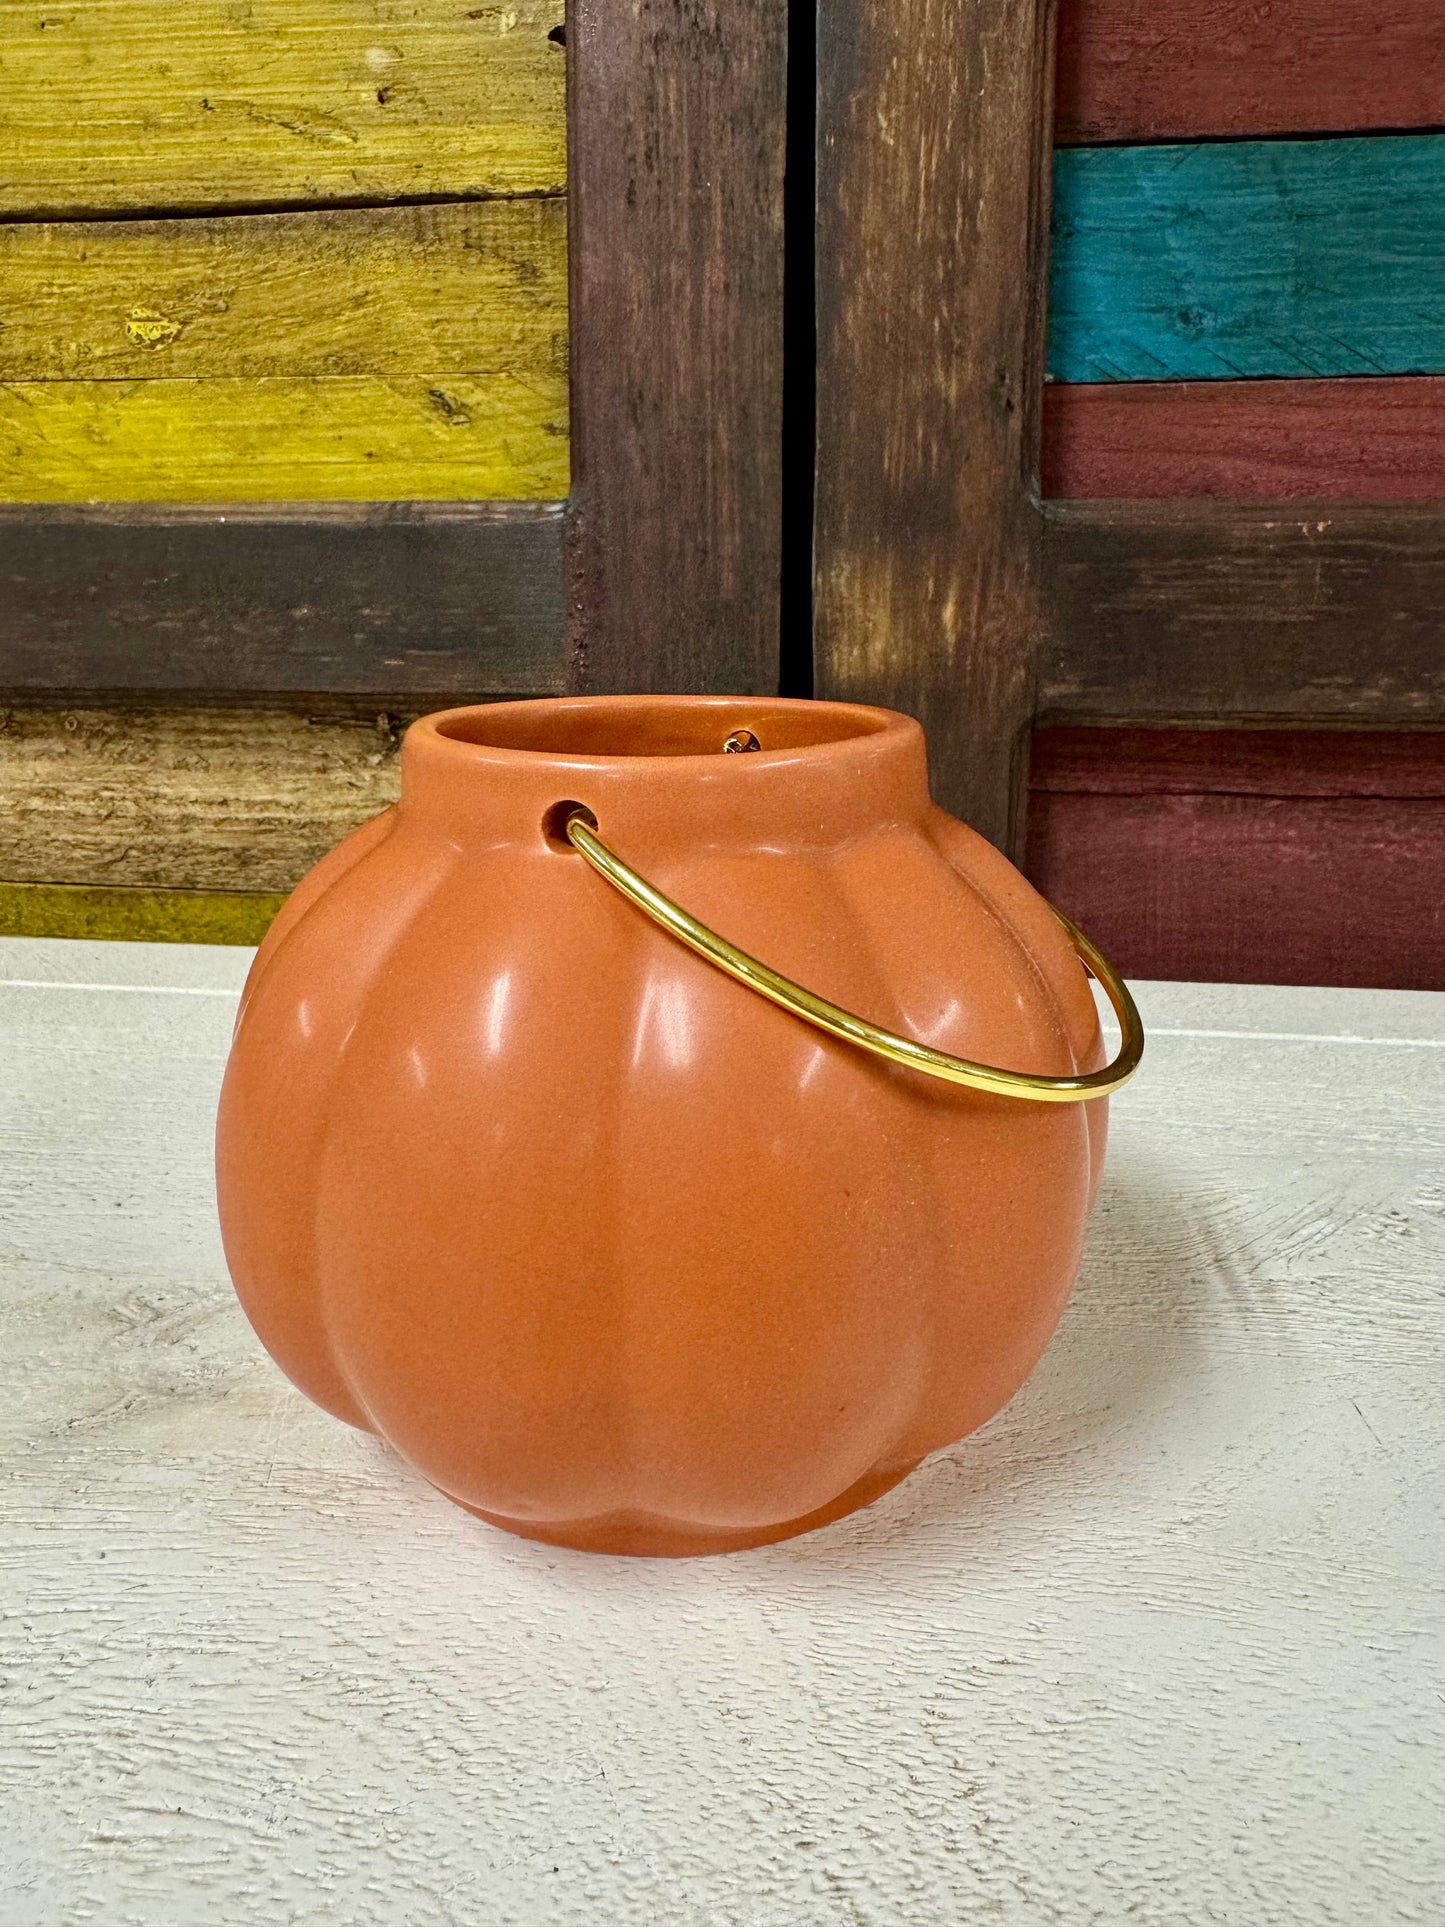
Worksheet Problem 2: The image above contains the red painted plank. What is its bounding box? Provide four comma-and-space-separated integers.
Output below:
1030, 727, 1445, 798
1042, 380, 1445, 501
1055, 0, 1445, 145
1025, 729, 1445, 989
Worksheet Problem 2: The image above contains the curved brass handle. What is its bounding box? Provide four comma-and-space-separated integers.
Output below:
566, 811, 1143, 1103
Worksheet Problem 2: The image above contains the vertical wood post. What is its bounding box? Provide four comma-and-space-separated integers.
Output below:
564, 0, 789, 696
813, 0, 1056, 853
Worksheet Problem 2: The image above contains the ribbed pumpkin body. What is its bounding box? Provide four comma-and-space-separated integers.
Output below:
216, 697, 1108, 1555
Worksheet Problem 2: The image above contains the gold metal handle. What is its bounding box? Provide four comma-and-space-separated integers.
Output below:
566, 811, 1143, 1102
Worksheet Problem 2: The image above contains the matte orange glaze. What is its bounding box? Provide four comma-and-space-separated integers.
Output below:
216, 697, 1108, 1556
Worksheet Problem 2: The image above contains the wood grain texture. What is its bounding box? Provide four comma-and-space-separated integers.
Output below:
1027, 728, 1445, 989
0, 502, 566, 695
2, 950, 1442, 1919
1030, 725, 1445, 798
1040, 502, 1445, 723
0, 201, 568, 501
1048, 136, 1445, 383
0, 202, 567, 382
0, 705, 401, 891
0, 882, 282, 945
0, 0, 565, 217
813, 0, 1056, 852
1043, 378, 1445, 501
0, 374, 567, 503
1032, 789, 1445, 988
1055, 0, 1445, 145
562, 0, 786, 696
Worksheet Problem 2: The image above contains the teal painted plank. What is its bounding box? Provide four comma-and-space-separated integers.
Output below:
1048, 135, 1445, 383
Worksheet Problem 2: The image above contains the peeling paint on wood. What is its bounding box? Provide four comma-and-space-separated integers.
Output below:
0, 701, 406, 940
1049, 136, 1445, 382
0, 0, 565, 217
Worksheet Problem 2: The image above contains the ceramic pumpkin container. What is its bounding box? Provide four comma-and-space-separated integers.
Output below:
216, 696, 1139, 1556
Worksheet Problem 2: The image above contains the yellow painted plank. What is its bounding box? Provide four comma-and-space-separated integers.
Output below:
0, 202, 568, 498
0, 201, 567, 381
0, 882, 283, 945
0, 375, 567, 500
0, 0, 565, 217
0, 705, 402, 891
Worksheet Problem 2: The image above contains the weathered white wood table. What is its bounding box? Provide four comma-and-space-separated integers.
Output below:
1, 935, 1441, 1926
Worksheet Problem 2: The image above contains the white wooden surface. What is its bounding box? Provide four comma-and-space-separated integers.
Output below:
1, 935, 1442, 1927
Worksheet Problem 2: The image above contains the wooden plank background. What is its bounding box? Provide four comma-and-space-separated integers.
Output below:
1055, 0, 1445, 145
0, 705, 402, 891
0, 378, 565, 503
0, 502, 566, 696
0, 203, 567, 381
0, 881, 286, 944
0, 0, 569, 939
0, 203, 567, 501
0, 704, 404, 943
0, 3, 567, 502
0, 0, 565, 215
813, 0, 1056, 852
1042, 378, 1445, 499
1027, 728, 1445, 989
1041, 502, 1445, 725
564, 0, 788, 698
1048, 136, 1445, 383
0, 202, 566, 379
1040, 1, 1445, 990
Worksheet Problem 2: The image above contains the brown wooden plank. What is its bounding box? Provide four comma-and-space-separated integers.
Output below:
1040, 502, 1445, 724
0, 502, 565, 696
1025, 728, 1445, 990
813, 0, 1056, 852
1042, 379, 1445, 501
1055, 0, 1445, 146
562, 0, 787, 696
0, 0, 565, 217
0, 705, 404, 892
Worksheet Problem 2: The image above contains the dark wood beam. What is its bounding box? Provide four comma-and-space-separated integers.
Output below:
563, 0, 788, 696
1040, 500, 1445, 724
812, 0, 1058, 855
0, 501, 565, 696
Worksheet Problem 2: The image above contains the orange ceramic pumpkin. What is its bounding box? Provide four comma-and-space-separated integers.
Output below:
216, 697, 1121, 1555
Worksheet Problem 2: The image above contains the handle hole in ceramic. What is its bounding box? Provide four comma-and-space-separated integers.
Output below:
542, 799, 597, 853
